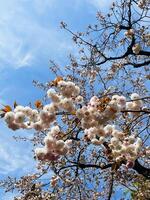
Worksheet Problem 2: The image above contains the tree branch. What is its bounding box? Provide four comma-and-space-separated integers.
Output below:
133, 159, 150, 179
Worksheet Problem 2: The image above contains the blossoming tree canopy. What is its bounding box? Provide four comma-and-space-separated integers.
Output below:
2, 78, 150, 174
0, 0, 150, 199
3, 78, 145, 167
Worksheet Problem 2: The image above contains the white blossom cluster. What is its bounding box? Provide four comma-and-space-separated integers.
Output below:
84, 124, 142, 167
47, 80, 82, 112
126, 93, 143, 115
132, 44, 141, 54
4, 80, 80, 161
124, 29, 134, 39
3, 79, 145, 166
35, 126, 72, 161
4, 104, 56, 131
4, 106, 39, 130
4, 80, 81, 131
109, 126, 142, 168
138, 0, 149, 9
76, 93, 144, 166
143, 33, 150, 46
76, 95, 126, 129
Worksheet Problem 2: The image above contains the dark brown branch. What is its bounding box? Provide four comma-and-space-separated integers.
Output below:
77, 162, 112, 170
124, 59, 150, 68
139, 50, 150, 56
107, 172, 114, 200
71, 160, 150, 179
121, 109, 150, 114
133, 160, 150, 179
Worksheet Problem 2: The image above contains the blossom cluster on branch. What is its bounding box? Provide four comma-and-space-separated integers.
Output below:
138, 0, 150, 9
3, 78, 146, 169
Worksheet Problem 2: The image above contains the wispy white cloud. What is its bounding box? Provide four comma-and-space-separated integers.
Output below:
0, 124, 35, 175
0, 34, 33, 69
0, 145, 34, 175
0, 0, 76, 69
0, 0, 114, 70
29, 0, 55, 15
16, 52, 33, 68
86, 0, 113, 9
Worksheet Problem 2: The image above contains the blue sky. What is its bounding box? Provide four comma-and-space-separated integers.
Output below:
0, 0, 116, 199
